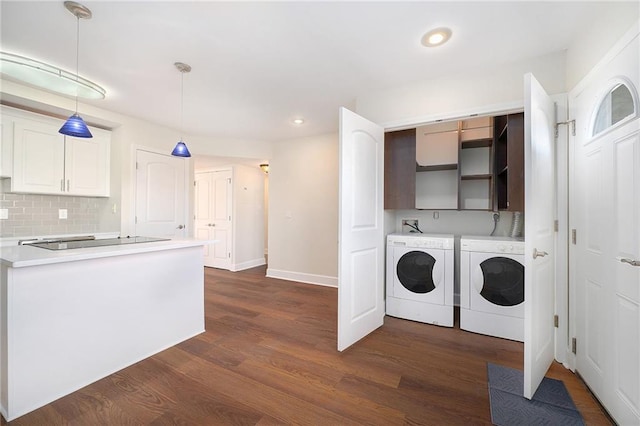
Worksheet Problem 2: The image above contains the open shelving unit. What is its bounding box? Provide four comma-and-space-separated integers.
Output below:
458, 117, 493, 210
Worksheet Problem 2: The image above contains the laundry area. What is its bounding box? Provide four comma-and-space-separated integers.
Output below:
383, 113, 526, 342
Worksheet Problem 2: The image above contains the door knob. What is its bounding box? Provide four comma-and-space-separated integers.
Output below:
533, 248, 548, 259
176, 224, 184, 230
621, 258, 640, 267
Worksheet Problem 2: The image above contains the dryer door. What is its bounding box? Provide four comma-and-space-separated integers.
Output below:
392, 246, 445, 304
470, 252, 525, 317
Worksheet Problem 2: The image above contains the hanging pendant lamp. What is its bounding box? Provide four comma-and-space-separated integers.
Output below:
171, 62, 192, 157
59, 1, 92, 138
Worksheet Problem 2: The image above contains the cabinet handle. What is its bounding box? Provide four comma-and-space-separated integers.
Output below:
621, 258, 640, 267
208, 223, 216, 227
66, 179, 70, 192
61, 179, 65, 192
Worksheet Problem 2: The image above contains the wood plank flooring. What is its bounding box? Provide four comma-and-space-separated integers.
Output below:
3, 266, 612, 425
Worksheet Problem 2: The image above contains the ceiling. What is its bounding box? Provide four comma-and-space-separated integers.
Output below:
0, 1, 635, 144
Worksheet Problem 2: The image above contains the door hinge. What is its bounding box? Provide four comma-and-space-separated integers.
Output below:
135, 216, 138, 224
554, 315, 559, 328
554, 220, 559, 232
194, 181, 196, 187
136, 162, 138, 170
228, 178, 231, 184
571, 229, 577, 245
228, 253, 231, 258
571, 337, 577, 354
555, 119, 576, 138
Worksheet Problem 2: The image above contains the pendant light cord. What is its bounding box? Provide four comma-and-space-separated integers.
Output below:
74, 14, 80, 113
180, 70, 184, 142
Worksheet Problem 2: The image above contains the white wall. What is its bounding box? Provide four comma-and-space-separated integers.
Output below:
565, 5, 639, 90
356, 51, 566, 128
267, 133, 338, 286
232, 164, 266, 271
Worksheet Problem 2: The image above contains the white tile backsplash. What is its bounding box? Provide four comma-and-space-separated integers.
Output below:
0, 192, 109, 237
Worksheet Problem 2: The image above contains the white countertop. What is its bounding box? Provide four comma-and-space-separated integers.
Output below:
0, 238, 216, 268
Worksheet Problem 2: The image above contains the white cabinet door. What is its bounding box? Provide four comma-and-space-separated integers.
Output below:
0, 115, 14, 178
65, 129, 110, 197
8, 108, 111, 197
12, 118, 66, 194
337, 107, 385, 351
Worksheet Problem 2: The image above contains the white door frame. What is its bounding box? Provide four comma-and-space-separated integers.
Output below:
566, 21, 640, 373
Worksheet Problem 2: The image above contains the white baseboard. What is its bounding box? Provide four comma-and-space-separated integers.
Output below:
266, 268, 338, 288
231, 258, 266, 272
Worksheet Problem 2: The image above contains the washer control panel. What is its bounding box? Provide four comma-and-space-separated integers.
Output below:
387, 233, 454, 250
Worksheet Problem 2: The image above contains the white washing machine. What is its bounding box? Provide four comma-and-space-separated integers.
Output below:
459, 236, 525, 341
386, 233, 454, 327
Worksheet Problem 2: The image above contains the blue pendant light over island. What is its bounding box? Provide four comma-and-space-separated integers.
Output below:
59, 1, 93, 139
171, 62, 192, 157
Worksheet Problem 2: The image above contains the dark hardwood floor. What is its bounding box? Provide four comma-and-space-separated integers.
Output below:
4, 265, 612, 425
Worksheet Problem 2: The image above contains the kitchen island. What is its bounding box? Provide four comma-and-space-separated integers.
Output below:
0, 238, 210, 421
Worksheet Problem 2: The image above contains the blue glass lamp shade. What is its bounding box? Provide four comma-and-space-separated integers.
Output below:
59, 113, 93, 138
171, 140, 191, 157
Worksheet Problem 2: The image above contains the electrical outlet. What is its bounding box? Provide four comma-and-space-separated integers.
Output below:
0, 209, 8, 220
58, 209, 68, 219
402, 219, 419, 231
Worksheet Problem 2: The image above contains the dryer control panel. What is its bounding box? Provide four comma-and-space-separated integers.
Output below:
460, 236, 525, 255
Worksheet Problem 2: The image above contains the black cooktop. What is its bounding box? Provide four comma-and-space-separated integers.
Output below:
29, 236, 170, 251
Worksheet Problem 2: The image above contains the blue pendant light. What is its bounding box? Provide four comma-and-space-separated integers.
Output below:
59, 113, 93, 138
171, 62, 192, 157
171, 141, 191, 157
59, 1, 93, 138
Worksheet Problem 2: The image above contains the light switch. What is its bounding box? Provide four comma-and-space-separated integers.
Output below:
59, 209, 68, 219
0, 209, 8, 220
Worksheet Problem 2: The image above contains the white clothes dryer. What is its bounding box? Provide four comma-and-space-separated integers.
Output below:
386, 233, 454, 327
459, 236, 525, 341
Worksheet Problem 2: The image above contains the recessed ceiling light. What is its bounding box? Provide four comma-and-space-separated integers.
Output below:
292, 118, 305, 125
421, 27, 452, 47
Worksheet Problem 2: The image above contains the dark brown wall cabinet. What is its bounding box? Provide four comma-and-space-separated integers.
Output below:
384, 128, 416, 210
494, 113, 524, 211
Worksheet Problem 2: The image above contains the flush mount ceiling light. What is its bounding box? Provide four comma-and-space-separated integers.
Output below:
292, 118, 305, 125
421, 27, 452, 47
59, 1, 95, 138
170, 62, 192, 157
0, 52, 106, 99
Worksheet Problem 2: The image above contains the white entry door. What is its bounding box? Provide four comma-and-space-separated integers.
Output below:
135, 149, 189, 238
523, 73, 557, 399
195, 170, 232, 270
337, 107, 385, 351
570, 30, 639, 424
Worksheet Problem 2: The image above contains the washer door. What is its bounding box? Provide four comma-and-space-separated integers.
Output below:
470, 253, 524, 317
392, 247, 445, 304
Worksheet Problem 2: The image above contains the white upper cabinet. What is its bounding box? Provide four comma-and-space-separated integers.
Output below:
64, 130, 110, 196
4, 106, 111, 197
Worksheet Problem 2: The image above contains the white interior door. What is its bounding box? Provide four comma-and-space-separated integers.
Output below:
195, 170, 232, 270
523, 73, 557, 399
135, 150, 188, 238
337, 107, 385, 351
570, 31, 639, 423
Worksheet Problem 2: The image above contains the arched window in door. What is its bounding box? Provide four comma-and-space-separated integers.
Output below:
592, 80, 637, 136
